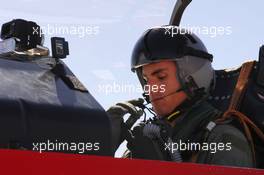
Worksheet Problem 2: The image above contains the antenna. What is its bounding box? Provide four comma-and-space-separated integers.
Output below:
169, 0, 192, 26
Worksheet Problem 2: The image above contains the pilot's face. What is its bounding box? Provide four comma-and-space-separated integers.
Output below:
142, 60, 187, 117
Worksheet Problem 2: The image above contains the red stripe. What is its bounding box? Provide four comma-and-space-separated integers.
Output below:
0, 149, 263, 175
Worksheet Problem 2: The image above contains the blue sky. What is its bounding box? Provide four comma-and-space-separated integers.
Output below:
1, 0, 264, 156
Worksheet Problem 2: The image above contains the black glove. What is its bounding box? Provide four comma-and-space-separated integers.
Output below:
107, 98, 144, 153
127, 119, 182, 162
126, 119, 171, 161
127, 124, 166, 160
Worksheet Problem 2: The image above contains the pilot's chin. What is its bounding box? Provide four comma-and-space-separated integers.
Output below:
153, 107, 168, 118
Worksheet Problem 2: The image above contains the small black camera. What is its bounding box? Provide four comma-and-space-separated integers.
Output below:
0, 19, 43, 51
51, 37, 69, 59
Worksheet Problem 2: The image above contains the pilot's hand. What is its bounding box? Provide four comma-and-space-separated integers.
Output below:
107, 98, 144, 153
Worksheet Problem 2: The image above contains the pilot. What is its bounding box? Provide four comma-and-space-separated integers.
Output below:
107, 26, 253, 167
